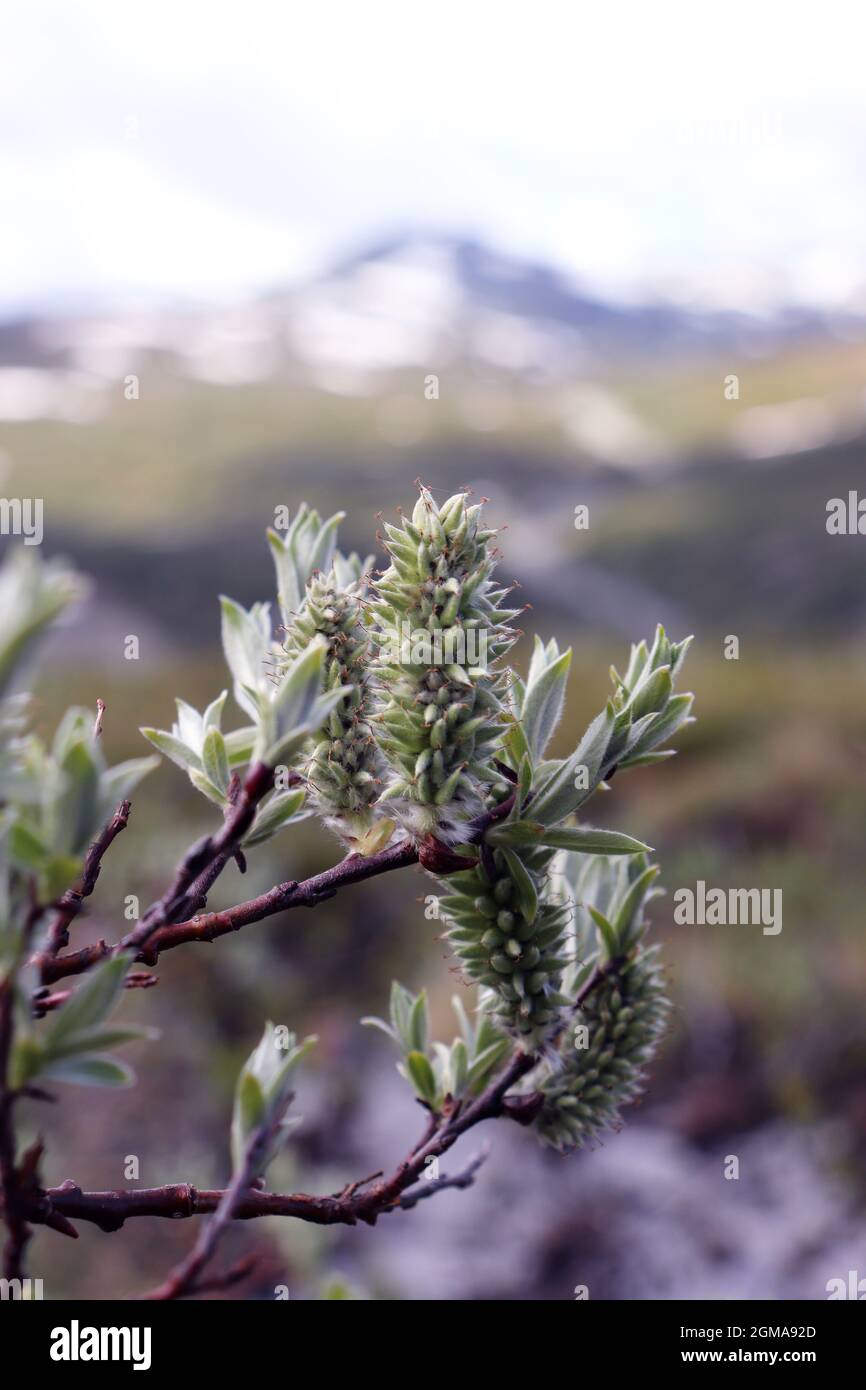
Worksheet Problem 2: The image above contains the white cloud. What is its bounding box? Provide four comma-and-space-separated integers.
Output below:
2, 0, 866, 311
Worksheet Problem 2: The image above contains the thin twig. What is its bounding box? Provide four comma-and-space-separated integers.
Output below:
138, 1115, 280, 1301
38, 800, 131, 962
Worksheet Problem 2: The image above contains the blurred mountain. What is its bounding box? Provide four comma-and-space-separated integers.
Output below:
2, 229, 866, 647
3, 231, 862, 390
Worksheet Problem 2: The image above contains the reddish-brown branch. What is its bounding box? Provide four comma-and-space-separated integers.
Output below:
119, 762, 276, 956
41, 791, 516, 985
37, 1038, 538, 1238
1, 900, 50, 1278
39, 800, 131, 962
140, 1107, 290, 1301
32, 972, 157, 1017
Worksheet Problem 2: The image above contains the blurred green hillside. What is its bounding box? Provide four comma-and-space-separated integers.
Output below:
5, 303, 866, 1297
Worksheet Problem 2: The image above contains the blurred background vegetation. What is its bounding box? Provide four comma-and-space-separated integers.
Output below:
3, 241, 865, 1297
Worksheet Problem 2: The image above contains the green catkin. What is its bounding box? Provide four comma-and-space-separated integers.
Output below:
280, 566, 384, 848
529, 852, 671, 1150
438, 843, 571, 1046
371, 486, 519, 840
535, 945, 670, 1152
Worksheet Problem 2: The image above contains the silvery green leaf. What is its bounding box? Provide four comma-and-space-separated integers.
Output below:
224, 725, 258, 766
202, 727, 230, 796
501, 717, 531, 770
588, 906, 620, 963
485, 819, 545, 847
39, 1054, 136, 1088
630, 664, 672, 720
403, 1050, 438, 1105
466, 1037, 509, 1089
360, 1015, 399, 1044
669, 634, 694, 681
231, 1070, 266, 1172
271, 638, 328, 732
520, 643, 571, 761
220, 596, 272, 719
612, 863, 661, 950
174, 698, 204, 749
530, 701, 616, 826
50, 736, 100, 855
259, 724, 313, 769
517, 754, 533, 808
526, 635, 560, 689
622, 638, 650, 693
231, 1023, 316, 1177
45, 1024, 158, 1059
537, 827, 651, 855
621, 692, 694, 764
617, 749, 677, 768
202, 690, 229, 731
268, 506, 346, 626
451, 993, 473, 1050
42, 954, 128, 1049
474, 1012, 504, 1058
140, 727, 202, 773
499, 846, 538, 925
242, 788, 307, 846
188, 769, 228, 807
450, 1037, 469, 1093
408, 990, 429, 1053
510, 674, 526, 719
389, 981, 414, 1046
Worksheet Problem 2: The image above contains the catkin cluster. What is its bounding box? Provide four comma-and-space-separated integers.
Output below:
371, 488, 518, 839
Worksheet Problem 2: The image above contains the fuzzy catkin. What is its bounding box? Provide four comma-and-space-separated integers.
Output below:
535, 945, 670, 1152
438, 843, 570, 1046
371, 487, 519, 840
280, 566, 382, 843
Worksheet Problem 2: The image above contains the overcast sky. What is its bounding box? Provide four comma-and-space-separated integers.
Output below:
2, 1, 864, 314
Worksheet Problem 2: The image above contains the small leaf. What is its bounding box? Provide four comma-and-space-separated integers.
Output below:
467, 1037, 510, 1089
202, 727, 230, 795
243, 789, 307, 847
231, 1070, 266, 1172
529, 701, 616, 826
140, 728, 202, 773
40, 1054, 136, 1088
537, 827, 651, 855
46, 1024, 158, 1059
360, 1015, 399, 1044
408, 991, 429, 1053
630, 664, 672, 720
588, 906, 620, 963
224, 726, 258, 767
615, 865, 663, 951
499, 846, 538, 925
188, 769, 228, 807
43, 955, 128, 1049
450, 1037, 469, 1093
485, 820, 545, 848
520, 646, 572, 760
404, 1050, 438, 1106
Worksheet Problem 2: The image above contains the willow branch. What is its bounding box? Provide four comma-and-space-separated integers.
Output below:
41, 792, 516, 986
36, 1035, 537, 1237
